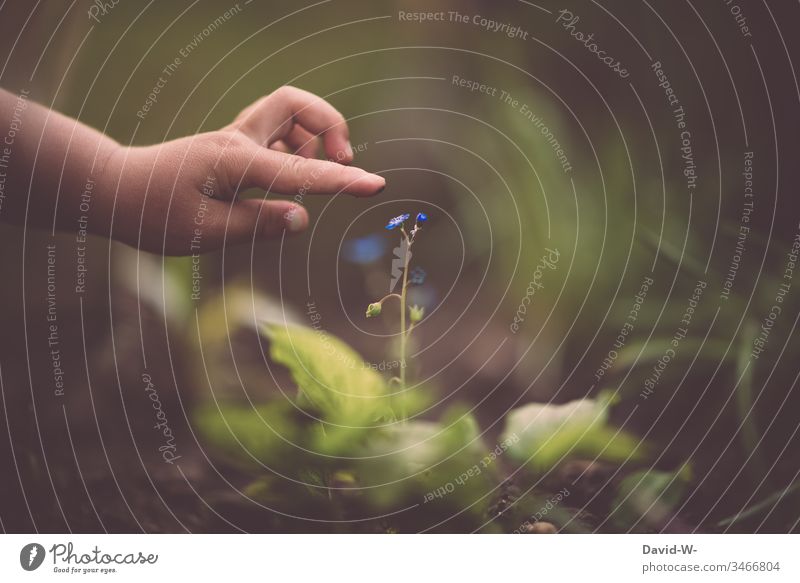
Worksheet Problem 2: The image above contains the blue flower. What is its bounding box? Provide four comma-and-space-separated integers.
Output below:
385, 213, 410, 230
410, 266, 427, 285
416, 213, 428, 223
343, 234, 387, 264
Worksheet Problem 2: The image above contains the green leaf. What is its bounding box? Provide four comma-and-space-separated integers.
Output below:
363, 414, 483, 476
611, 464, 691, 531
502, 393, 646, 474
356, 412, 493, 515
263, 323, 391, 422
193, 401, 303, 471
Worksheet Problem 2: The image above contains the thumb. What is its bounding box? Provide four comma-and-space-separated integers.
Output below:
206, 199, 309, 248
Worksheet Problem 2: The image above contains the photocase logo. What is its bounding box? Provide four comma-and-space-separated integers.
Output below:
20, 543, 46, 571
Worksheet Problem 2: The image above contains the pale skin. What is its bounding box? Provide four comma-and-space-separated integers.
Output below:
0, 86, 385, 254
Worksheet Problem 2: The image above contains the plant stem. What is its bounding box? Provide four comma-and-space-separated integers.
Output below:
399, 229, 411, 419
400, 261, 409, 388
377, 293, 402, 305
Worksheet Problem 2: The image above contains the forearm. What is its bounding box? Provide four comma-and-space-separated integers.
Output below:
0, 88, 120, 233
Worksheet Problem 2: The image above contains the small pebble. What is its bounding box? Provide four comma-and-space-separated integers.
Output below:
523, 522, 558, 534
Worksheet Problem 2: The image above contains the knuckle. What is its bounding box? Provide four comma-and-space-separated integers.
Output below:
329, 164, 352, 191
331, 107, 346, 126
270, 85, 295, 102
284, 154, 307, 176
219, 146, 246, 177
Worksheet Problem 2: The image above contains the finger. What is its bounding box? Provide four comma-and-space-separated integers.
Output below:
204, 199, 309, 248
231, 86, 353, 163
270, 140, 291, 154
281, 124, 321, 158
239, 148, 384, 197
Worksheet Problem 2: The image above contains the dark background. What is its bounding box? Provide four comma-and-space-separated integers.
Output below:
1, 0, 799, 532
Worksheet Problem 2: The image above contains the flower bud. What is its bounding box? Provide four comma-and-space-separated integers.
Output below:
409, 304, 425, 323
366, 302, 382, 318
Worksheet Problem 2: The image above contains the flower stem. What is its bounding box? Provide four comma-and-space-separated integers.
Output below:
399, 228, 412, 420
377, 293, 402, 305
400, 280, 407, 389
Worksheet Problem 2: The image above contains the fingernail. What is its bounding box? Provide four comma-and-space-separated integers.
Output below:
335, 141, 353, 163
285, 207, 305, 233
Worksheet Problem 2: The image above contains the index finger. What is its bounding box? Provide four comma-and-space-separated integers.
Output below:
233, 146, 384, 198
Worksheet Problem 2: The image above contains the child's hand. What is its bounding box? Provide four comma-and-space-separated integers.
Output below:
99, 86, 385, 254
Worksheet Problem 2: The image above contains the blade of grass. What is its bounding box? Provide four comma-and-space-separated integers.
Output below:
615, 338, 731, 371
716, 480, 800, 528
736, 319, 768, 486
640, 225, 707, 280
